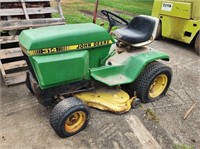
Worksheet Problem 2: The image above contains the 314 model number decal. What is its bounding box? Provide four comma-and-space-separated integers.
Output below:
27, 40, 113, 56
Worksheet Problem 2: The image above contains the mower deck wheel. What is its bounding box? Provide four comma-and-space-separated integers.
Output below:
50, 97, 90, 138
129, 61, 172, 103
131, 98, 141, 109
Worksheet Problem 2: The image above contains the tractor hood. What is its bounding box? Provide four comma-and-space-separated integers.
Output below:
19, 23, 114, 54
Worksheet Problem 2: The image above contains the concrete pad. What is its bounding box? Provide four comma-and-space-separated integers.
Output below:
1, 38, 200, 149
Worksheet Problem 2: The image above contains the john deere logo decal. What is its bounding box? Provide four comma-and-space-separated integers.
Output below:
77, 40, 112, 49
26, 40, 113, 56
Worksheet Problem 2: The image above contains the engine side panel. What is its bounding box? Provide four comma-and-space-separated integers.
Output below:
30, 50, 89, 89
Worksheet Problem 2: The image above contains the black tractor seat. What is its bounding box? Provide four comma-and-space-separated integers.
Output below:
113, 15, 159, 47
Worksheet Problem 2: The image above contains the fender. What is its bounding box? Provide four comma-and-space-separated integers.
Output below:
90, 48, 169, 86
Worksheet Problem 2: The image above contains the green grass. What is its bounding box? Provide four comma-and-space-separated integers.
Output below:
85, 0, 154, 15
57, 0, 154, 26
173, 144, 195, 149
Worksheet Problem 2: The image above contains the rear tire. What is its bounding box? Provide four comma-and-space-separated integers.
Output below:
50, 97, 90, 138
195, 32, 200, 56
129, 61, 172, 103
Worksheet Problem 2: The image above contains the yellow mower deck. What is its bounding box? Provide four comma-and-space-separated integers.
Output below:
75, 87, 134, 114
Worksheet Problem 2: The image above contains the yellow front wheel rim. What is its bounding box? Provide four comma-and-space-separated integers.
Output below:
65, 111, 86, 133
149, 74, 168, 99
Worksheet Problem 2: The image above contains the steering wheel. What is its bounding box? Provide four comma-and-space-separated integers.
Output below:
101, 10, 129, 32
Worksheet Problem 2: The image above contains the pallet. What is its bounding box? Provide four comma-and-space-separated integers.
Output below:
0, 0, 65, 85
0, 45, 27, 85
0, 0, 65, 30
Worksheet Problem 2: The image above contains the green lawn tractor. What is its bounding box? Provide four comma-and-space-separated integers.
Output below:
152, 0, 200, 55
19, 10, 172, 138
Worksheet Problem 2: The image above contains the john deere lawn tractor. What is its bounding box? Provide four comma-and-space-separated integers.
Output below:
19, 10, 172, 138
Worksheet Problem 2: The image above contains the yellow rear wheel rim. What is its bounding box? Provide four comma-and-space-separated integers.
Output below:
149, 74, 168, 99
65, 111, 86, 133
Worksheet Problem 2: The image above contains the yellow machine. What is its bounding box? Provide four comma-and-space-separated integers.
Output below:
152, 0, 200, 55
75, 87, 134, 114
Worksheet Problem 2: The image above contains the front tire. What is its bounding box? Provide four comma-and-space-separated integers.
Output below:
50, 97, 90, 138
129, 61, 172, 103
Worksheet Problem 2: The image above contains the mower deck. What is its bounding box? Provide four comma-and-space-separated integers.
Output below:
75, 87, 134, 114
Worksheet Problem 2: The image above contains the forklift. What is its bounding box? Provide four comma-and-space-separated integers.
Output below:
152, 0, 200, 55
